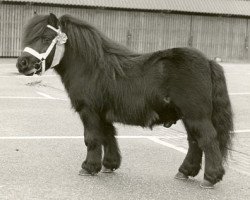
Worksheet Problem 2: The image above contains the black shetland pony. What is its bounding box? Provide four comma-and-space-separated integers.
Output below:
17, 13, 233, 188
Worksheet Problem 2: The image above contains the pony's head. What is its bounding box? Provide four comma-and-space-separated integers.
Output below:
16, 13, 67, 76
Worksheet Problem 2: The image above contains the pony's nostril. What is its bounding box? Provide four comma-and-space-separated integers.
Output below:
21, 59, 27, 66
34, 63, 41, 70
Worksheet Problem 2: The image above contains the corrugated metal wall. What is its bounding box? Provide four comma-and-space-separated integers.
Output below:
191, 15, 248, 60
0, 3, 249, 61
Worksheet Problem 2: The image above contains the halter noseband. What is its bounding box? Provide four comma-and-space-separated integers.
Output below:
23, 25, 67, 75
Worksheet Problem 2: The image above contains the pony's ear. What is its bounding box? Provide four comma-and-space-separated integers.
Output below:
48, 13, 59, 28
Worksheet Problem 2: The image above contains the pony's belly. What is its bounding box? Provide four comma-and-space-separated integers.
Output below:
105, 109, 160, 127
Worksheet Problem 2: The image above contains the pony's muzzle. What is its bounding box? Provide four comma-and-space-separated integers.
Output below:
16, 56, 37, 76
17, 57, 28, 71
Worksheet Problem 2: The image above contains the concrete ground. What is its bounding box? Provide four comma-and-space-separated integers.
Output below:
0, 59, 249, 200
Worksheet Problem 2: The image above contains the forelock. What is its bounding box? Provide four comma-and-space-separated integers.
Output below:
22, 15, 49, 48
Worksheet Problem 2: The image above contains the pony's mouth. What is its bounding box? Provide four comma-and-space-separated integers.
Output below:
17, 61, 42, 76
24, 68, 36, 76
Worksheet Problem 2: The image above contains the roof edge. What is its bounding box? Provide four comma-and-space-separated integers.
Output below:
2, 0, 250, 18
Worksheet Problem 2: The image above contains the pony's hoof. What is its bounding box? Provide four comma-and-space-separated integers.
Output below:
101, 167, 114, 173
200, 180, 214, 189
174, 172, 188, 180
79, 169, 97, 176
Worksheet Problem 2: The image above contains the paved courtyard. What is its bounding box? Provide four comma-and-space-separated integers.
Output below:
0, 59, 249, 199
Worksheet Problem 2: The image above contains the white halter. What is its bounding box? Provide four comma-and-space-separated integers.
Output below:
23, 25, 67, 75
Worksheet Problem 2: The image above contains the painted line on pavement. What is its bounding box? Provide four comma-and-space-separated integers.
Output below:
0, 135, 185, 140
0, 96, 68, 101
229, 92, 250, 96
0, 75, 56, 78
0, 96, 46, 99
0, 136, 84, 140
147, 137, 187, 154
225, 72, 250, 75
147, 137, 250, 177
35, 91, 69, 102
36, 91, 55, 99
234, 129, 250, 133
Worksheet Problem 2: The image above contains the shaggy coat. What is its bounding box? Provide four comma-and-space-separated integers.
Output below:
17, 13, 234, 187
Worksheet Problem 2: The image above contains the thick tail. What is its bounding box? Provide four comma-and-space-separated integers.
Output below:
210, 60, 234, 161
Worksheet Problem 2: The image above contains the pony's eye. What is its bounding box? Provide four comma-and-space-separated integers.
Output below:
42, 37, 51, 43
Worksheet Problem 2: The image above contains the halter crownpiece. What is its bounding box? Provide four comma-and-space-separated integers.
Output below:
47, 25, 68, 44
23, 25, 67, 75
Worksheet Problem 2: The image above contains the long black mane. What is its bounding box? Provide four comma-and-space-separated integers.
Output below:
22, 15, 49, 48
60, 15, 148, 77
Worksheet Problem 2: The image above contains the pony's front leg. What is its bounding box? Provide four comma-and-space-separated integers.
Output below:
78, 109, 103, 175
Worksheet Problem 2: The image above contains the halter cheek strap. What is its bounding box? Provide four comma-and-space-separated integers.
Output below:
23, 25, 67, 75
24, 37, 58, 74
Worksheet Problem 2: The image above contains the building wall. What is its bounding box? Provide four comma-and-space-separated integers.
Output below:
0, 3, 250, 61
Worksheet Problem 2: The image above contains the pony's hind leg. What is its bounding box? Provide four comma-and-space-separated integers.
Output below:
102, 123, 121, 172
78, 109, 103, 175
185, 119, 224, 188
176, 121, 202, 180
